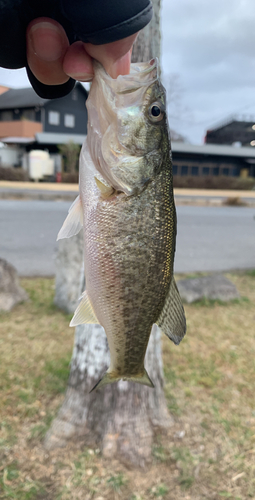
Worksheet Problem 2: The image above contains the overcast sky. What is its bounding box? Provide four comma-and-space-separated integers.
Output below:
161, 0, 255, 143
0, 0, 254, 144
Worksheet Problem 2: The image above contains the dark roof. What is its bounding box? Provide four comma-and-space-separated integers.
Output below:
0, 82, 88, 110
171, 142, 255, 158
0, 87, 48, 109
207, 119, 255, 133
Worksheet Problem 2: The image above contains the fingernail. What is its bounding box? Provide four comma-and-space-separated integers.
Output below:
29, 22, 65, 61
108, 51, 131, 79
65, 73, 93, 82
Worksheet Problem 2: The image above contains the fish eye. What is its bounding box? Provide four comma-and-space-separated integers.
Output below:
148, 101, 165, 122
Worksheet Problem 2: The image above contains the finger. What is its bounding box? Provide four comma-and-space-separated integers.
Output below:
26, 17, 70, 85
63, 42, 94, 81
84, 33, 137, 78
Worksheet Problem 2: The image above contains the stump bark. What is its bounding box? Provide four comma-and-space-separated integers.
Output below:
45, 320, 173, 467
54, 231, 84, 314
0, 258, 28, 311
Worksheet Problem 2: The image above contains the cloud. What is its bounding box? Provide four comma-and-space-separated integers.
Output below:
161, 0, 255, 142
0, 67, 29, 88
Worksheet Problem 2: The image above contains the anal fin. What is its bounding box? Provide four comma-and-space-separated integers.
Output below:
70, 291, 100, 327
156, 278, 186, 345
57, 195, 83, 240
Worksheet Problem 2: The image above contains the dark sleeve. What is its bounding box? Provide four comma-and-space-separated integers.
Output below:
0, 0, 152, 99
60, 0, 153, 45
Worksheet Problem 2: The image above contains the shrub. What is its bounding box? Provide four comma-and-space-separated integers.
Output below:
173, 175, 255, 190
58, 141, 81, 174
0, 166, 28, 181
61, 172, 79, 184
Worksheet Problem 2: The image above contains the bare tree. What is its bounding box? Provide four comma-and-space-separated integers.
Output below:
163, 73, 192, 141
46, 0, 174, 467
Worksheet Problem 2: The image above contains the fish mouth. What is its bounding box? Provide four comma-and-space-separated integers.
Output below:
93, 58, 158, 94
87, 58, 160, 195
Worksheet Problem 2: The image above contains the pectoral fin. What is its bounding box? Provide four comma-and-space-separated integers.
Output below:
156, 278, 186, 345
94, 176, 114, 198
70, 291, 100, 327
57, 195, 83, 240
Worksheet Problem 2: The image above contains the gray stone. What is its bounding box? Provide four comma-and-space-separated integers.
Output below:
177, 274, 240, 304
0, 258, 28, 311
54, 231, 84, 314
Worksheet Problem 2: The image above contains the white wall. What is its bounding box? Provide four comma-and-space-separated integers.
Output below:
0, 145, 22, 167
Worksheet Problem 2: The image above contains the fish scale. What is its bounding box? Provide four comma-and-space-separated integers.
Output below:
57, 59, 186, 391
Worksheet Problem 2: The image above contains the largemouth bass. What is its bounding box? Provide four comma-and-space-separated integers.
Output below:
58, 59, 186, 391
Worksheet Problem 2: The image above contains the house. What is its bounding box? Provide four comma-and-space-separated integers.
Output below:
0, 82, 88, 156
1, 85, 254, 180
205, 116, 255, 147
171, 142, 255, 178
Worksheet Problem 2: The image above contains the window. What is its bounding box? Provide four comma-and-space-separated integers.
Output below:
172, 164, 178, 175
0, 110, 13, 121
22, 109, 35, 121
222, 168, 229, 176
64, 114, 75, 128
181, 165, 189, 176
48, 110, 60, 125
191, 166, 199, 176
202, 167, 210, 176
213, 167, 219, 176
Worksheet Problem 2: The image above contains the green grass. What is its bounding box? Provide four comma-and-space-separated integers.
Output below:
29, 412, 55, 441
245, 268, 255, 277
171, 447, 195, 489
107, 473, 127, 491
44, 356, 71, 394
1, 273, 255, 499
191, 296, 249, 307
150, 483, 169, 497
0, 462, 46, 500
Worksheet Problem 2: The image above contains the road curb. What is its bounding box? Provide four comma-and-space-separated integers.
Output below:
1, 184, 255, 207
0, 190, 76, 202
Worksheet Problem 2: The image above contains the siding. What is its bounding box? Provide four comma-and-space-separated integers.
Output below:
0, 120, 42, 138
44, 86, 88, 135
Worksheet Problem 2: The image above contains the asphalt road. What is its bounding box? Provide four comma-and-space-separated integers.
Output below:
0, 200, 254, 276
175, 205, 255, 273
0, 200, 70, 276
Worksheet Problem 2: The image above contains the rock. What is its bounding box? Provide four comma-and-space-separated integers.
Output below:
54, 231, 84, 313
0, 258, 28, 311
177, 274, 240, 304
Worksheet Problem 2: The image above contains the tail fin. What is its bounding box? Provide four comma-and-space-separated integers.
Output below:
90, 369, 154, 393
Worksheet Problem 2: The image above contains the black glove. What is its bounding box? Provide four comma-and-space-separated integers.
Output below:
0, 0, 152, 98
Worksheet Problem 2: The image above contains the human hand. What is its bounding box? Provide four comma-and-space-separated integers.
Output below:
26, 17, 137, 86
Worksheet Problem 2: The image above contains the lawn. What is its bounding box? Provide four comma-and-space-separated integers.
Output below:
0, 273, 254, 500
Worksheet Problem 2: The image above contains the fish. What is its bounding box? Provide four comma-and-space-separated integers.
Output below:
57, 58, 186, 391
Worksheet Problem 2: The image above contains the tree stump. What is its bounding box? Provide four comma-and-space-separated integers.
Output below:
0, 258, 28, 311
54, 231, 84, 314
44, 322, 173, 467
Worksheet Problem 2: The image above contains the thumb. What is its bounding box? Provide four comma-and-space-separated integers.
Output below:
84, 33, 137, 78
26, 17, 70, 85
